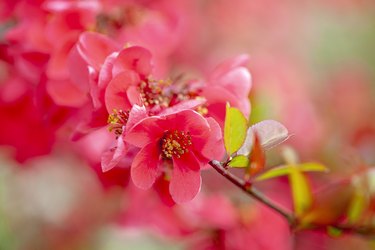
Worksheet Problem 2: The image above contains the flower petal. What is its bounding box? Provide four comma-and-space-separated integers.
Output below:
112, 46, 153, 77
200, 117, 225, 160
125, 116, 165, 148
126, 85, 142, 106
98, 52, 118, 89
101, 136, 127, 172
214, 67, 252, 99
202, 86, 250, 123
125, 105, 148, 132
68, 45, 90, 92
210, 54, 250, 80
170, 153, 202, 203
158, 98, 206, 116
104, 70, 140, 113
131, 143, 161, 189
46, 79, 88, 107
77, 32, 119, 71
172, 110, 210, 138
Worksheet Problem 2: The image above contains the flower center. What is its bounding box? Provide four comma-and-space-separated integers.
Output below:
160, 130, 192, 159
139, 78, 170, 108
107, 109, 130, 137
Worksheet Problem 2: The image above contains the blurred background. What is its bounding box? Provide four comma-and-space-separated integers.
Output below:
1, 0, 375, 249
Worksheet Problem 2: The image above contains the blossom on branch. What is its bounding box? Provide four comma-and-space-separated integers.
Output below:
125, 109, 224, 203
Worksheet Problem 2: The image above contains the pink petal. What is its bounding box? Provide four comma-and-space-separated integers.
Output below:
158, 98, 206, 116
101, 136, 127, 172
202, 86, 251, 121
170, 153, 202, 203
200, 117, 225, 160
126, 85, 142, 106
16, 51, 49, 83
131, 143, 161, 189
77, 32, 119, 71
125, 116, 165, 148
112, 46, 153, 77
202, 86, 238, 107
67, 45, 90, 93
210, 54, 249, 80
88, 67, 103, 109
104, 70, 140, 113
98, 52, 118, 89
171, 110, 210, 138
214, 67, 252, 99
125, 105, 148, 132
46, 35, 76, 79
46, 79, 88, 107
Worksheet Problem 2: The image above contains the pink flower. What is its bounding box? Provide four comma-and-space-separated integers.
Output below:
125, 109, 224, 203
184, 54, 252, 127
202, 54, 252, 124
4, 2, 98, 108
101, 104, 148, 172
72, 33, 205, 174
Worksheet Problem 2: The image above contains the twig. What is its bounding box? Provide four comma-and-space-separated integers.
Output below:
209, 160, 296, 226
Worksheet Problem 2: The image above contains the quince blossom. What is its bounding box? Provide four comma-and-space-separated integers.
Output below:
125, 109, 224, 203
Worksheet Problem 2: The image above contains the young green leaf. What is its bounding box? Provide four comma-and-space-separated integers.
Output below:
255, 165, 291, 181
347, 176, 368, 224
228, 155, 249, 168
289, 167, 313, 216
347, 191, 367, 224
299, 162, 329, 173
224, 105, 248, 155
255, 162, 328, 182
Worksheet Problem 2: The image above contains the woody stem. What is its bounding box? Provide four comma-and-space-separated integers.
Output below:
209, 160, 296, 226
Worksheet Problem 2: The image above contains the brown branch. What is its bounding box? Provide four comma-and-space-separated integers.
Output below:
209, 160, 375, 236
209, 160, 296, 226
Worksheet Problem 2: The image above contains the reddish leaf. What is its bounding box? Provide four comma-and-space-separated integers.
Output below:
247, 132, 265, 177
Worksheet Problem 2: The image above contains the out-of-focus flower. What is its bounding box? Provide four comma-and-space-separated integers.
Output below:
201, 54, 252, 125
181, 194, 291, 250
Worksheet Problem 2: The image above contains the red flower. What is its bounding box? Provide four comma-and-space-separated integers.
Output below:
125, 110, 224, 203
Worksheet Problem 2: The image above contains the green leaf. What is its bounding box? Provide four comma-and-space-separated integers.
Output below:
347, 176, 368, 224
299, 162, 329, 173
289, 166, 312, 216
224, 104, 248, 155
255, 165, 291, 181
228, 155, 249, 168
255, 162, 328, 182
347, 192, 366, 224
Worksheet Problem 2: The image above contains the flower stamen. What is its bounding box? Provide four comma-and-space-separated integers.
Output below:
107, 109, 130, 137
161, 130, 192, 159
139, 78, 171, 108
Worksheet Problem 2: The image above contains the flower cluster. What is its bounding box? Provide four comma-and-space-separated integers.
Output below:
0, 1, 251, 203
76, 32, 250, 203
